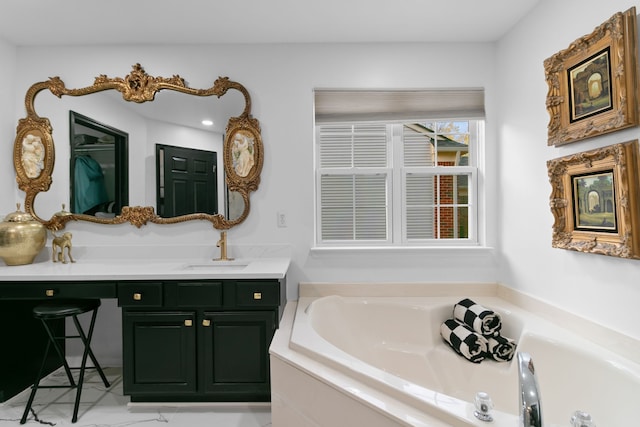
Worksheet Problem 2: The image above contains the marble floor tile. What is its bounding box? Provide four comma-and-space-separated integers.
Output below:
0, 367, 271, 426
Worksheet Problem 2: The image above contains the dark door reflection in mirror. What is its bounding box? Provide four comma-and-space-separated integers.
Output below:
156, 144, 218, 217
69, 111, 128, 217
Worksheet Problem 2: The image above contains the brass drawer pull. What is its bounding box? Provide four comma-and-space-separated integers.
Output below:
45, 289, 55, 297
184, 319, 193, 327
133, 293, 142, 301
253, 292, 262, 300
202, 319, 211, 327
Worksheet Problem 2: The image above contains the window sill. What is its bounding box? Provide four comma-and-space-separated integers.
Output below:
310, 245, 495, 257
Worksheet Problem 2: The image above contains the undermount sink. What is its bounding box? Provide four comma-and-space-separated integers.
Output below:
182, 259, 250, 271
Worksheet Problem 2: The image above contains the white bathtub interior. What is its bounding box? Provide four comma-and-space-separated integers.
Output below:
286, 294, 640, 426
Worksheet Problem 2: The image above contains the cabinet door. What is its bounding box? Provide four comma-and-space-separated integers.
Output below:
122, 310, 196, 396
201, 311, 276, 400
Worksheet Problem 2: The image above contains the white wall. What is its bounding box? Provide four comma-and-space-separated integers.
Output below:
497, 0, 640, 340
3, 43, 500, 299
0, 37, 16, 209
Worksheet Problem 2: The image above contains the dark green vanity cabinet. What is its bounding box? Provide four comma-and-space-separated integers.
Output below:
118, 279, 284, 402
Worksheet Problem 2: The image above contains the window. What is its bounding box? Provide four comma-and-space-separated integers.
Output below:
314, 89, 484, 248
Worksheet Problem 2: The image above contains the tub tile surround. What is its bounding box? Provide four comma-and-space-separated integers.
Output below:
270, 282, 640, 426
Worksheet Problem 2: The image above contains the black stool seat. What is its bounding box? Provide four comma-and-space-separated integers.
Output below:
33, 299, 101, 319
21, 298, 110, 424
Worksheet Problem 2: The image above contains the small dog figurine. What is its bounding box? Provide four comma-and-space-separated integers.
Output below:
52, 232, 75, 264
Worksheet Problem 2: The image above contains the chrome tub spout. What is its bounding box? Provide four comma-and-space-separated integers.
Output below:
518, 352, 543, 427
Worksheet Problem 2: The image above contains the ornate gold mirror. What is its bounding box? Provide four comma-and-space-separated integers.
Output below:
13, 64, 263, 231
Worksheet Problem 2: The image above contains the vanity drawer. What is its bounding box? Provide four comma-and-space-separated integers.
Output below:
0, 281, 116, 300
118, 282, 163, 307
170, 281, 223, 308
235, 281, 280, 308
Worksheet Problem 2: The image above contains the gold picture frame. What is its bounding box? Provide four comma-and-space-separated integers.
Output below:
547, 140, 640, 258
544, 7, 638, 146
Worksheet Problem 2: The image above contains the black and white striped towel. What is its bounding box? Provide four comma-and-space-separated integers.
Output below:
440, 319, 488, 363
453, 298, 502, 337
486, 335, 517, 362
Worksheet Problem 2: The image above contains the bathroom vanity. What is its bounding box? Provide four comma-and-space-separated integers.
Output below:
0, 254, 289, 403
1, 64, 286, 404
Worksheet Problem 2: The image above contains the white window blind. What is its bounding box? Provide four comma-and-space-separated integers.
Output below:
405, 173, 435, 239
403, 126, 435, 167
317, 124, 390, 242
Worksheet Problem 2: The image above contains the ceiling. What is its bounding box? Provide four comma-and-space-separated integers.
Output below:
0, 0, 541, 46
2, 0, 541, 134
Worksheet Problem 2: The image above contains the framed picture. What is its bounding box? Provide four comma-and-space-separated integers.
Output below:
572, 170, 616, 232
544, 7, 638, 146
547, 140, 640, 258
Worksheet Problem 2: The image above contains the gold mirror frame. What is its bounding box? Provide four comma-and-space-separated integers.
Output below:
13, 64, 263, 231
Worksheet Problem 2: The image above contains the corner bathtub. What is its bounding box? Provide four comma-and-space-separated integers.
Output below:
270, 291, 640, 426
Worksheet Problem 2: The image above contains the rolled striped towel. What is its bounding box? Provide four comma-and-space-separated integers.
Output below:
440, 319, 488, 363
453, 298, 502, 337
486, 335, 517, 362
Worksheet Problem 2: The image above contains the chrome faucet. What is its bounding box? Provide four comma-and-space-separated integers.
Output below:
213, 231, 233, 261
518, 352, 543, 427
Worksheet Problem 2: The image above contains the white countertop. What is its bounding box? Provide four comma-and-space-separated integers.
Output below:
0, 245, 291, 281
0, 257, 290, 281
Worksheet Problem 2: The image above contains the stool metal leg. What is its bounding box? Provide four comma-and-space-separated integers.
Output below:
71, 308, 104, 423
41, 318, 76, 386
73, 312, 110, 388
20, 339, 52, 424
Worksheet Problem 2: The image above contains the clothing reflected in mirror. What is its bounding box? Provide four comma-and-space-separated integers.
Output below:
69, 111, 128, 218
